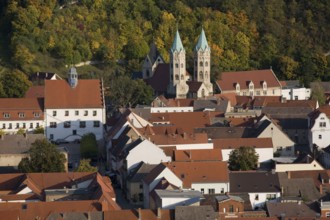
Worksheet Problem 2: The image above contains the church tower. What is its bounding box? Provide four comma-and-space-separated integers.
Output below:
194, 28, 213, 96
168, 30, 189, 98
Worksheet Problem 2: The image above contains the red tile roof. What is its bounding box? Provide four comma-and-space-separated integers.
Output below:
213, 138, 273, 149
164, 161, 229, 188
0, 98, 44, 120
174, 148, 223, 161
44, 79, 103, 109
147, 133, 209, 146
24, 86, 45, 98
149, 112, 220, 133
216, 69, 281, 91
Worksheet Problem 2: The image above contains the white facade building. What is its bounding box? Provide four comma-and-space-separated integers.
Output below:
44, 67, 106, 141
309, 110, 330, 149
282, 87, 311, 100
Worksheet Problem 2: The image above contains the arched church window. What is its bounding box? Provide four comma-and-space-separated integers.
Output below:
199, 71, 203, 80
199, 61, 203, 67
205, 62, 208, 67
175, 63, 179, 68
175, 74, 179, 80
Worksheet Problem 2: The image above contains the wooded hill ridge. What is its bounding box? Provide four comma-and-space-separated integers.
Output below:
0, 0, 329, 86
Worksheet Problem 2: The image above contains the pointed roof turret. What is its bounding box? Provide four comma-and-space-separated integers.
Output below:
195, 28, 210, 52
171, 30, 185, 53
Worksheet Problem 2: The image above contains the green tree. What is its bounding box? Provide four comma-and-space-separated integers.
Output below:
228, 146, 259, 171
33, 126, 44, 134
1, 69, 32, 98
109, 75, 154, 109
75, 159, 97, 172
80, 133, 98, 159
18, 139, 66, 173
311, 82, 326, 105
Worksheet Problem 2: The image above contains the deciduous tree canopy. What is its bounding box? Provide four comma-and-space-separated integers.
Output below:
228, 146, 259, 171
18, 139, 66, 173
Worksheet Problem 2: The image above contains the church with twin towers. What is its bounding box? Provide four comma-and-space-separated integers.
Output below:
142, 28, 214, 99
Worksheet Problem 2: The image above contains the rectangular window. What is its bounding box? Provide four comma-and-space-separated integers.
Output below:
36, 123, 40, 128
320, 122, 326, 127
319, 135, 322, 139
201, 188, 204, 194
3, 113, 10, 118
18, 112, 25, 118
80, 121, 86, 128
229, 205, 234, 213
84, 111, 88, 116
75, 110, 79, 116
263, 91, 267, 95
294, 96, 298, 100
256, 91, 260, 95
93, 121, 100, 127
50, 134, 54, 140
2, 124, 5, 129
30, 123, 33, 129
50, 122, 57, 128
65, 110, 69, 116
53, 111, 57, 116
22, 123, 26, 129
255, 194, 259, 200
64, 121, 71, 128
34, 112, 40, 118
272, 89, 275, 95
8, 123, 12, 129
93, 110, 97, 116
208, 188, 215, 194
72, 130, 77, 135
221, 188, 224, 193
16, 123, 19, 129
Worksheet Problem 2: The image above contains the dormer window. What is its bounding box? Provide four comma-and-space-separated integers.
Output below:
34, 112, 40, 118
3, 113, 10, 118
19, 113, 25, 118
235, 83, 240, 93
248, 81, 254, 91
262, 81, 267, 90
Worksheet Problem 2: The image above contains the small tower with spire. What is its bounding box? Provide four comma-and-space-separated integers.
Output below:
168, 29, 189, 98
194, 28, 213, 96
68, 66, 78, 88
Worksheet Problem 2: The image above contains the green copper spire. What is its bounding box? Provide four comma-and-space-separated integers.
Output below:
195, 28, 210, 52
171, 30, 185, 53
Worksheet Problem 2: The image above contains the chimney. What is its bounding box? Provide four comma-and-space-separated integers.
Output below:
138, 208, 142, 220
157, 207, 162, 219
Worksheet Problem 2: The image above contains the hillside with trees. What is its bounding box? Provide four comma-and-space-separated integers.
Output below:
0, 0, 329, 87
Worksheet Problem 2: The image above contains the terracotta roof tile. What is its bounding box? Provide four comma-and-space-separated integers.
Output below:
44, 79, 103, 109
24, 86, 45, 98
213, 138, 273, 149
174, 149, 223, 161
216, 69, 281, 91
147, 133, 209, 146
0, 98, 44, 120
164, 161, 229, 188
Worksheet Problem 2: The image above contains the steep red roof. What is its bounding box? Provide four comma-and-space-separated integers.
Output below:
44, 79, 103, 109
25, 86, 45, 98
216, 69, 281, 91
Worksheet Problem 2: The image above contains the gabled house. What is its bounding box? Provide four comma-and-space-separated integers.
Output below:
253, 115, 295, 156
153, 189, 203, 209
216, 194, 245, 217
216, 69, 282, 96
308, 105, 330, 149
142, 43, 165, 79
229, 171, 281, 209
